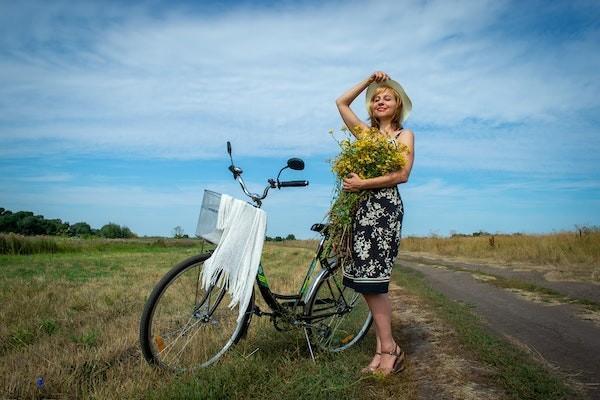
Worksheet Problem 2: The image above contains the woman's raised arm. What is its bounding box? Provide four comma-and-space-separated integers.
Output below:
336, 71, 389, 137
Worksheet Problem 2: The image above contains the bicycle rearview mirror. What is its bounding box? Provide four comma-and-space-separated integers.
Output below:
227, 141, 232, 156
287, 158, 304, 171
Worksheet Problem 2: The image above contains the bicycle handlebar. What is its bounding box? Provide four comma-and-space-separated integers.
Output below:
278, 180, 309, 188
226, 142, 309, 207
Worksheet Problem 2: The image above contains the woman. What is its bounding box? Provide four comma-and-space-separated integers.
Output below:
335, 71, 414, 375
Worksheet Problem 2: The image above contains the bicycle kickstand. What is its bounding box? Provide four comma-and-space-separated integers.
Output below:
303, 327, 315, 363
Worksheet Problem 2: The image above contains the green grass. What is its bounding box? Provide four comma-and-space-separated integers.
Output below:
8, 328, 35, 348
0, 233, 59, 254
0, 244, 208, 282
40, 319, 59, 336
0, 234, 210, 255
0, 254, 121, 281
2, 242, 411, 399
149, 345, 377, 400
146, 324, 416, 400
71, 330, 100, 348
394, 266, 582, 400
0, 240, 583, 399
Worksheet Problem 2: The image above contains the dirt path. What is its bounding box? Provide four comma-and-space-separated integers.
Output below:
399, 252, 600, 303
388, 282, 502, 400
396, 253, 600, 399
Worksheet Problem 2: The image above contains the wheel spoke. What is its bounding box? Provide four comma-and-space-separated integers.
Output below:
140, 255, 251, 371
159, 317, 204, 362
167, 318, 209, 364
307, 268, 372, 352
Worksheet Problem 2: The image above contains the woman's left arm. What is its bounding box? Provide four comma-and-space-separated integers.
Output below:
343, 130, 415, 191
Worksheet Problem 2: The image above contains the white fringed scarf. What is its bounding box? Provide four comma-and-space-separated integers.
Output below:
200, 194, 266, 323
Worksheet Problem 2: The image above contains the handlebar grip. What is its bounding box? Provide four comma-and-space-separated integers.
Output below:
279, 180, 309, 188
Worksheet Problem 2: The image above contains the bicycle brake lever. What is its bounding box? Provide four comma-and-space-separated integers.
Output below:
229, 165, 243, 177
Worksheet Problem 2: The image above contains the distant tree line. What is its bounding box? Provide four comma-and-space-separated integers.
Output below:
172, 226, 189, 239
265, 234, 296, 242
449, 226, 600, 238
450, 230, 494, 237
0, 208, 136, 238
574, 224, 600, 237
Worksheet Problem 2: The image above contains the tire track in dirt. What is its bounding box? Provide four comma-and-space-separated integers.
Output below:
399, 252, 600, 304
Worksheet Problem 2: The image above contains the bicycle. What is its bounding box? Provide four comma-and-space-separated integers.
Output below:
139, 142, 372, 372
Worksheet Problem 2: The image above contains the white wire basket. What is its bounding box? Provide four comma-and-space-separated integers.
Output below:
195, 190, 223, 244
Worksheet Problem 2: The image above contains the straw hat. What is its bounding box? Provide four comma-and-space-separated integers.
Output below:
365, 79, 412, 124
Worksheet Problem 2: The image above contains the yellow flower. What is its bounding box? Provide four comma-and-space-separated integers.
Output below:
330, 125, 408, 179
327, 125, 410, 258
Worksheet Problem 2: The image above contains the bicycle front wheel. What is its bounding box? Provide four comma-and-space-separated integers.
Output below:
139, 253, 253, 371
306, 265, 372, 352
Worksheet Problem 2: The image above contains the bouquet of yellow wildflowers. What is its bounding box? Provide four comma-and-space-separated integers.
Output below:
327, 126, 409, 261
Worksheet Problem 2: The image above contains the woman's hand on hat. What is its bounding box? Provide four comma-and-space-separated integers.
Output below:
343, 173, 364, 192
369, 71, 390, 83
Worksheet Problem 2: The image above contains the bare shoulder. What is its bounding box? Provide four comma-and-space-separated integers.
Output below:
397, 128, 414, 143
398, 128, 414, 137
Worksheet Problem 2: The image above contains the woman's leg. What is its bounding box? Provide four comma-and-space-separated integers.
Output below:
364, 292, 398, 370
362, 304, 382, 370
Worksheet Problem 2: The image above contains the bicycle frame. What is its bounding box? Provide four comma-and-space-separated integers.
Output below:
224, 142, 352, 329
256, 237, 323, 311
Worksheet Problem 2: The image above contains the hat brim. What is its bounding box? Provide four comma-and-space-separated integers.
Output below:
365, 79, 412, 124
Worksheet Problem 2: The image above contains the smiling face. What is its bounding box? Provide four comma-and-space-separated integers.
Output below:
369, 87, 403, 123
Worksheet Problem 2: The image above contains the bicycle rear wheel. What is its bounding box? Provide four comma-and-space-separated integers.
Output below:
139, 253, 253, 371
305, 264, 372, 352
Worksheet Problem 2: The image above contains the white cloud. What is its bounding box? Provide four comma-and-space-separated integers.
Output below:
1, 0, 598, 173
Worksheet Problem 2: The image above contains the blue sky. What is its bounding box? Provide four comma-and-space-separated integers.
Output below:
1, 0, 599, 238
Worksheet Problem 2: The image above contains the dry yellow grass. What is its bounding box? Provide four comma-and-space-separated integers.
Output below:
265, 239, 319, 250
0, 240, 526, 399
1, 251, 179, 398
0, 243, 321, 399
401, 231, 600, 282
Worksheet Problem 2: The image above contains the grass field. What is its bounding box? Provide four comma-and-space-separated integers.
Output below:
0, 239, 388, 399
0, 233, 203, 255
401, 231, 600, 282
0, 238, 582, 399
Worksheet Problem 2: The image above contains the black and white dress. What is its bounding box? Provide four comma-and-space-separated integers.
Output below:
342, 136, 405, 294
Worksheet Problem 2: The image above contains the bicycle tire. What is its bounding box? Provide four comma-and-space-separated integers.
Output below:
305, 264, 372, 352
139, 253, 254, 371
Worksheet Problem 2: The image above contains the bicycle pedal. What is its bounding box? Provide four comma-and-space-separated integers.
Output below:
252, 305, 263, 316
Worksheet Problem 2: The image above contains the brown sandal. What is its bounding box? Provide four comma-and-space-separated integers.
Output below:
360, 352, 381, 373
375, 345, 405, 375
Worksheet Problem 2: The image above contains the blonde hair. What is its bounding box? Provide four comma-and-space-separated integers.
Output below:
368, 85, 403, 131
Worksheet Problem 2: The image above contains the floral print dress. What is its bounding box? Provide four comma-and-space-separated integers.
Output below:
342, 186, 404, 293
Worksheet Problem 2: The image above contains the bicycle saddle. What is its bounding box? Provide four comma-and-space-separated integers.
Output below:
310, 223, 329, 235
